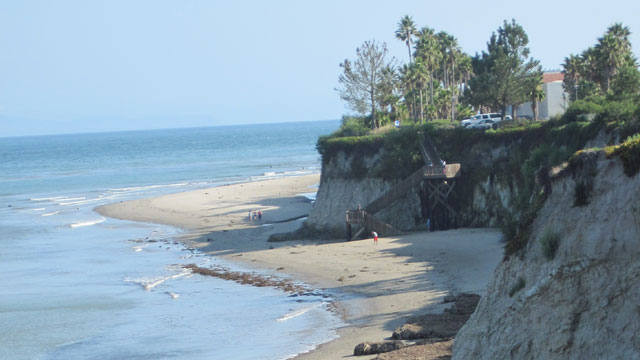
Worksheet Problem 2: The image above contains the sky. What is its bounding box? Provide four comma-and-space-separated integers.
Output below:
1, 0, 639, 137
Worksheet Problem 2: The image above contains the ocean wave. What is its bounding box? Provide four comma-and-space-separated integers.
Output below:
42, 211, 60, 217
108, 182, 189, 193
166, 291, 180, 299
277, 303, 323, 322
125, 267, 192, 291
30, 196, 68, 202
70, 217, 106, 228
59, 196, 114, 206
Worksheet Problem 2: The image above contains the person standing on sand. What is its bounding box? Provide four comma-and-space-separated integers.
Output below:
372, 231, 378, 245
258, 209, 262, 220
248, 211, 252, 222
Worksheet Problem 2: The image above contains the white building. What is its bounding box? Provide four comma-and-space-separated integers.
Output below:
516, 72, 568, 119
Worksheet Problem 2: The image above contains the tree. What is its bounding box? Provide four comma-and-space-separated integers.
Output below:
562, 54, 583, 101
395, 15, 418, 63
609, 64, 640, 99
467, 19, 542, 119
528, 74, 545, 121
414, 27, 441, 121
337, 40, 396, 129
562, 23, 637, 99
595, 23, 633, 92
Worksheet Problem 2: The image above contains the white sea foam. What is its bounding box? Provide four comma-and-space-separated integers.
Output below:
70, 217, 106, 228
42, 211, 60, 217
132, 244, 148, 252
108, 182, 189, 193
277, 303, 322, 322
166, 291, 180, 299
126, 266, 192, 291
32, 208, 46, 211
59, 197, 114, 206
30, 196, 67, 202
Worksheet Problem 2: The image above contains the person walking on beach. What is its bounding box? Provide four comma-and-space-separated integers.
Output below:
248, 210, 252, 222
258, 209, 262, 220
372, 231, 378, 245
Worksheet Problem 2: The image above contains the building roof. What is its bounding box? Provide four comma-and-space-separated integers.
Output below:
543, 72, 564, 83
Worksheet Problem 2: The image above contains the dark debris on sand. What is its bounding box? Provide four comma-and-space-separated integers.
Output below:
353, 293, 480, 359
182, 263, 326, 297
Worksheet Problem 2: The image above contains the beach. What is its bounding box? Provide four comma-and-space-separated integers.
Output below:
96, 173, 503, 359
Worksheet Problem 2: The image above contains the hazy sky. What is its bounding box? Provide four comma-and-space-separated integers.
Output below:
1, 0, 639, 136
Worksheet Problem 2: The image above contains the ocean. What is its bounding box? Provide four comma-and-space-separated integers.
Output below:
0, 120, 342, 360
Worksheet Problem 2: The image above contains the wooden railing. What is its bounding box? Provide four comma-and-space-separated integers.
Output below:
364, 165, 428, 215
346, 210, 402, 238
344, 136, 461, 240
424, 163, 461, 179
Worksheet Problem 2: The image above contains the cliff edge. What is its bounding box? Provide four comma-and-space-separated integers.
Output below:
453, 149, 640, 359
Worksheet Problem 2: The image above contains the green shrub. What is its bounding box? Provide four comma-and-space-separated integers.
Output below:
509, 277, 526, 297
605, 133, 640, 177
563, 99, 604, 123
332, 116, 372, 137
540, 228, 561, 260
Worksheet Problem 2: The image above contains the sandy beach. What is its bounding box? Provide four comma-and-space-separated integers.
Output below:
96, 174, 503, 359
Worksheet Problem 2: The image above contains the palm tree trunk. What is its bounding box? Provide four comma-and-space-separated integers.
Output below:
419, 88, 424, 124
451, 61, 456, 121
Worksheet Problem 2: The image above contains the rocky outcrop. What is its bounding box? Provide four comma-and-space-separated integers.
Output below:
353, 341, 406, 356
453, 152, 640, 359
393, 293, 480, 340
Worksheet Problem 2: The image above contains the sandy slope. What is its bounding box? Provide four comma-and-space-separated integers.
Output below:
96, 174, 503, 359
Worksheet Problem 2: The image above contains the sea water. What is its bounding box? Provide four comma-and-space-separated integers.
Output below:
0, 121, 342, 360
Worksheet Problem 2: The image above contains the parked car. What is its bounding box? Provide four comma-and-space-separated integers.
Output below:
473, 119, 497, 130
462, 113, 510, 128
461, 114, 483, 128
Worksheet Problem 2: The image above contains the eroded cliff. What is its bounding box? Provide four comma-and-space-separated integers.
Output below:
453, 150, 640, 359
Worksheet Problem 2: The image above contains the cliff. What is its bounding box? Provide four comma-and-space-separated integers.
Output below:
307, 120, 610, 235
453, 148, 640, 359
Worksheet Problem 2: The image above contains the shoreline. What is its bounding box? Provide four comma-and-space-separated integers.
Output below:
96, 174, 503, 359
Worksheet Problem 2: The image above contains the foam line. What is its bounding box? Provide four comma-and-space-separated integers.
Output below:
277, 303, 322, 322
70, 217, 106, 228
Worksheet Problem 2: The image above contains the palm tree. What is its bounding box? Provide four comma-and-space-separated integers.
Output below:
395, 15, 418, 63
595, 23, 632, 92
415, 27, 440, 119
529, 77, 545, 121
562, 54, 582, 101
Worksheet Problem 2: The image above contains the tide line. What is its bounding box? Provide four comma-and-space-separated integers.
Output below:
277, 303, 322, 322
70, 217, 106, 228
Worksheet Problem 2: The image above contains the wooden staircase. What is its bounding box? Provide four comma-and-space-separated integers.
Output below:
345, 134, 461, 241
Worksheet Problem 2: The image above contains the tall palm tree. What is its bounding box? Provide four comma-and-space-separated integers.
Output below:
395, 15, 418, 63
530, 83, 545, 121
415, 27, 440, 119
562, 54, 582, 100
596, 23, 632, 92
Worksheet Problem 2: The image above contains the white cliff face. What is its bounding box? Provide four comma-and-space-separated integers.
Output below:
470, 176, 514, 227
306, 150, 423, 232
307, 176, 393, 229
453, 152, 640, 359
